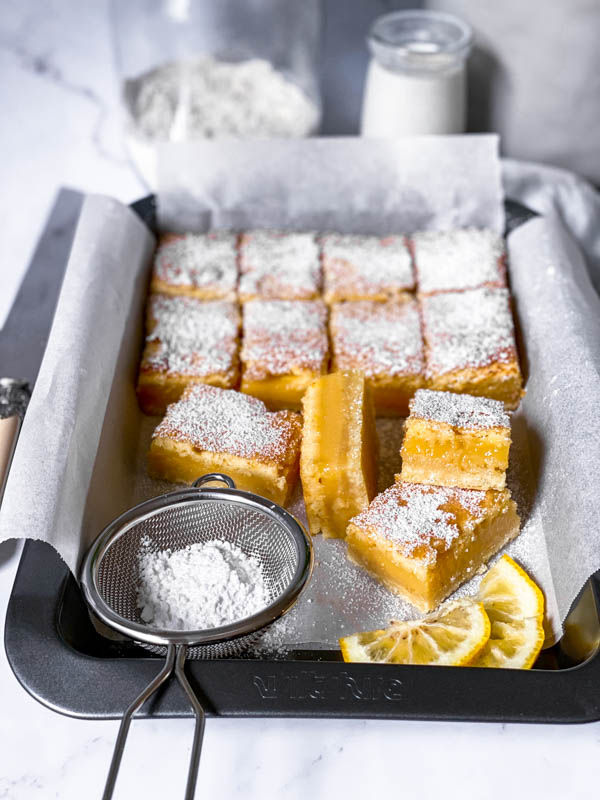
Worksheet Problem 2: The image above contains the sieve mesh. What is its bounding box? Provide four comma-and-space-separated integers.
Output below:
91, 494, 306, 659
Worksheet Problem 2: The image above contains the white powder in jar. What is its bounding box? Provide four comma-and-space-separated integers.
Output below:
136, 539, 268, 630
124, 55, 319, 187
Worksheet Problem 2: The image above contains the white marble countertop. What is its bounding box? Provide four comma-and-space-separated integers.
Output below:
1, 2, 599, 798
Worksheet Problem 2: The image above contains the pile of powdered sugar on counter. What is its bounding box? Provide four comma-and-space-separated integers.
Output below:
136, 538, 268, 630
127, 56, 319, 142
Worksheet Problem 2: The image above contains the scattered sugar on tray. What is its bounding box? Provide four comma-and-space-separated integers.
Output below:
412, 228, 505, 294
410, 389, 510, 429
332, 300, 423, 377
153, 384, 299, 461
422, 287, 516, 375
321, 234, 414, 293
239, 231, 321, 298
153, 232, 238, 291
351, 482, 488, 564
137, 538, 268, 630
242, 300, 328, 379
145, 295, 238, 377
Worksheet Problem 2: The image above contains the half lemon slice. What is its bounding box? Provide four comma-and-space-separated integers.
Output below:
339, 599, 490, 667
470, 554, 545, 669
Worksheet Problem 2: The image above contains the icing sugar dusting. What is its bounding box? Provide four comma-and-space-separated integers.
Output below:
137, 538, 267, 630
153, 383, 301, 462
350, 481, 489, 564
144, 295, 238, 377
331, 300, 423, 377
239, 231, 321, 299
410, 389, 510, 429
321, 234, 414, 297
421, 287, 517, 376
242, 300, 329, 380
413, 228, 506, 294
153, 232, 238, 293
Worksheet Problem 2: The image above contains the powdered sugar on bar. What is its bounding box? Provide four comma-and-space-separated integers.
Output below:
422, 287, 517, 376
410, 389, 510, 430
144, 294, 238, 377
413, 228, 506, 294
153, 232, 238, 294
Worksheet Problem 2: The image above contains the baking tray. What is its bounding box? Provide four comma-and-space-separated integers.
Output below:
4, 190, 600, 723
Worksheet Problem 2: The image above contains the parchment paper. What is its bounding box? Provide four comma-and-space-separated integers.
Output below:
2, 135, 598, 649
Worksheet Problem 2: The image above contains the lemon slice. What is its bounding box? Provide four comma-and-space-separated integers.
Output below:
470, 554, 545, 669
339, 599, 490, 666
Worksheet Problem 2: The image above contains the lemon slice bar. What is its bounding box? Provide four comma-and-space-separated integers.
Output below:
137, 294, 240, 416
321, 233, 414, 303
300, 372, 378, 538
400, 389, 511, 490
330, 299, 424, 416
241, 299, 329, 410
346, 480, 520, 612
412, 228, 506, 296
151, 232, 238, 300
421, 287, 524, 409
148, 383, 302, 505
239, 230, 321, 301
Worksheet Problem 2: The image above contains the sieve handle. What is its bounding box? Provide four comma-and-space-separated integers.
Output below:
101, 644, 206, 800
102, 644, 177, 800
193, 473, 236, 490
175, 645, 206, 800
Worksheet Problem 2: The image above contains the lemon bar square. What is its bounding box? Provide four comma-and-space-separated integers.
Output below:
148, 383, 302, 505
330, 299, 424, 416
400, 389, 511, 490
241, 299, 329, 410
321, 233, 414, 303
346, 480, 520, 612
421, 287, 524, 409
239, 230, 321, 301
137, 294, 240, 416
300, 372, 378, 538
412, 228, 506, 296
151, 232, 238, 300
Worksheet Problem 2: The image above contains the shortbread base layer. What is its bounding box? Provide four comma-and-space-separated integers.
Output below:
400, 418, 510, 491
148, 437, 298, 506
324, 288, 413, 304
150, 277, 236, 301
346, 495, 520, 612
426, 362, 524, 410
301, 373, 378, 538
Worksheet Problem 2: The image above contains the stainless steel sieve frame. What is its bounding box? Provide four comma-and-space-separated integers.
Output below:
79, 473, 313, 800
80, 479, 313, 649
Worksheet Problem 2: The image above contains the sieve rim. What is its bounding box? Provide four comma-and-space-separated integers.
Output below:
79, 486, 313, 647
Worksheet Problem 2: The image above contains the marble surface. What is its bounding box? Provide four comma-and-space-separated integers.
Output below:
1, 2, 599, 798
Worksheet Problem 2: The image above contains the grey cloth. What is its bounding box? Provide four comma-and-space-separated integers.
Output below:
502, 159, 600, 294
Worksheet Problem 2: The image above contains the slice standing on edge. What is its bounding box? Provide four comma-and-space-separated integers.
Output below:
470, 554, 545, 669
339, 598, 490, 667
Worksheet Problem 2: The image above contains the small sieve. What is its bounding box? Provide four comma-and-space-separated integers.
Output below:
80, 473, 313, 800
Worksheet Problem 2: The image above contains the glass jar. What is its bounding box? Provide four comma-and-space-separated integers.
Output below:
110, 0, 322, 188
360, 10, 472, 137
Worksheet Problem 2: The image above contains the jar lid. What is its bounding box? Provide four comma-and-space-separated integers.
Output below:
367, 10, 472, 73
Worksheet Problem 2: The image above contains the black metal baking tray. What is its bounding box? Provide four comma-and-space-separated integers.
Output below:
4, 191, 600, 724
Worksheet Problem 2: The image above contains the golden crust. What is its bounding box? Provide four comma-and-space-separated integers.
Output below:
346, 481, 520, 612
137, 295, 240, 415
148, 384, 302, 504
